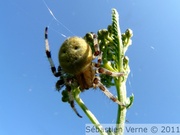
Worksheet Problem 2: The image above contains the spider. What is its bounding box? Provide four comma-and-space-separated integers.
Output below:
44, 27, 125, 118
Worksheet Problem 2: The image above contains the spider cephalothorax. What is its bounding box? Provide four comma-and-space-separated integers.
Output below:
44, 27, 125, 118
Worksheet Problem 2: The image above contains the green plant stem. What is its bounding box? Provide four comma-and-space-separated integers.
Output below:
74, 88, 108, 135
115, 81, 127, 135
112, 8, 128, 135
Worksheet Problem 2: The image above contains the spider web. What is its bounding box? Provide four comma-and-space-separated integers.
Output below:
42, 0, 75, 38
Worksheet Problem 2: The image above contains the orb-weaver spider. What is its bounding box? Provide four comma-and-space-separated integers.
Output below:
44, 27, 125, 118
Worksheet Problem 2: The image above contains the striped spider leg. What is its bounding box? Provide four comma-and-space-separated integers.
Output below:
90, 33, 125, 107
45, 27, 82, 118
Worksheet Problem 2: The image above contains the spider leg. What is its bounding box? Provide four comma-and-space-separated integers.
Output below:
56, 79, 65, 91
96, 67, 124, 77
66, 85, 82, 118
45, 27, 61, 77
93, 76, 125, 107
90, 33, 124, 76
69, 100, 82, 118
91, 33, 102, 67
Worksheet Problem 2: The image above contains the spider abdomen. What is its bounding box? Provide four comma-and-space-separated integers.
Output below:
59, 37, 93, 74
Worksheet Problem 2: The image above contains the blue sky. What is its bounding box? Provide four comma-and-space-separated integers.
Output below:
1, 0, 180, 135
